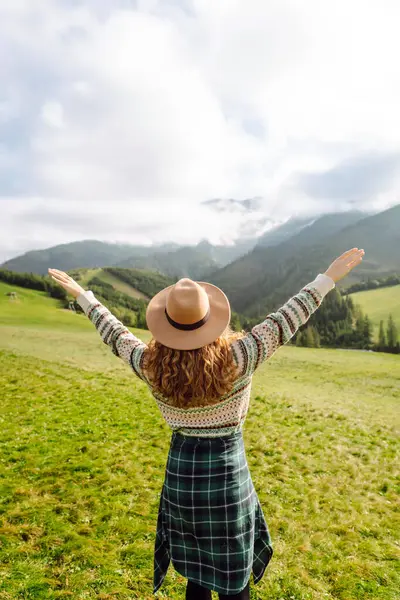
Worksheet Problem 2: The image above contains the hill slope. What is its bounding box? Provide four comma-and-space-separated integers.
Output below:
0, 280, 87, 331
67, 267, 174, 301
0, 238, 256, 280
349, 284, 400, 340
110, 239, 257, 279
0, 265, 174, 331
256, 210, 365, 249
209, 204, 400, 316
0, 239, 180, 275
69, 268, 149, 300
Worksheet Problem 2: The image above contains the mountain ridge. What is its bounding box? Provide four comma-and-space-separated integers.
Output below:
0, 238, 258, 279
209, 204, 400, 316
2, 205, 399, 318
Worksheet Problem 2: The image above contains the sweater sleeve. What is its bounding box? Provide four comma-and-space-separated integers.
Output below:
230, 273, 335, 377
75, 290, 147, 379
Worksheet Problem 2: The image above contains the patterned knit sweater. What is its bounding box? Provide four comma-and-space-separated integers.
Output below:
76, 273, 335, 437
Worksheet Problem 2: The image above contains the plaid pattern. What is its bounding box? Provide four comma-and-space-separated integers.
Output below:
153, 430, 273, 595
74, 275, 336, 594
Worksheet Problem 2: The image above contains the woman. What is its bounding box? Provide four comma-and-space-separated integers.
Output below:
48, 247, 365, 600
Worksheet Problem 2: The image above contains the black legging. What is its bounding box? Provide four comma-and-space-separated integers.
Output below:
185, 579, 250, 600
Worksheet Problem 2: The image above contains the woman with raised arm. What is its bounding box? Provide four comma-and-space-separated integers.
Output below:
49, 247, 364, 600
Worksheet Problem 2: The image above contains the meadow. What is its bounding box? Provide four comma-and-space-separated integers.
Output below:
349, 284, 400, 341
0, 281, 399, 599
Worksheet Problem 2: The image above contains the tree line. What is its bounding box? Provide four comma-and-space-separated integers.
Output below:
81, 276, 148, 329
232, 287, 399, 354
0, 269, 68, 300
0, 268, 147, 329
294, 290, 399, 354
2, 268, 399, 354
104, 267, 173, 298
343, 273, 400, 294
376, 316, 399, 354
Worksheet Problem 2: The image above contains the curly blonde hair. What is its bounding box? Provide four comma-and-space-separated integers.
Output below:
142, 327, 246, 408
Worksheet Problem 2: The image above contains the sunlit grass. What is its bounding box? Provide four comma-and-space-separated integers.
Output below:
349, 284, 400, 340
0, 284, 399, 599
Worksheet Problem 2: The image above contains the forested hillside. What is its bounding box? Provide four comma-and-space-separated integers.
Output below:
256, 210, 365, 248
68, 267, 175, 300
2, 265, 399, 353
349, 284, 400, 343
0, 240, 162, 275
111, 239, 256, 279
209, 204, 400, 316
0, 269, 68, 301
0, 267, 173, 330
1, 238, 255, 280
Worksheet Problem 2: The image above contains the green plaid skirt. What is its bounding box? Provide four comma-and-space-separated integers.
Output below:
153, 430, 273, 595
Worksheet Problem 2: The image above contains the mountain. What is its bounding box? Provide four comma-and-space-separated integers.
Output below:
1, 238, 257, 280
1, 192, 272, 277
256, 210, 365, 248
3, 205, 399, 317
208, 205, 400, 317
0, 240, 180, 275
256, 216, 317, 247
117, 239, 257, 279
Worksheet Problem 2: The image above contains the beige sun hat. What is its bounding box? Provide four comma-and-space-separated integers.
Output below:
145, 278, 231, 350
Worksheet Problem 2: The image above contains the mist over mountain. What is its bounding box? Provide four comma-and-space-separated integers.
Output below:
0, 240, 179, 276
209, 205, 400, 316
0, 237, 257, 279
255, 211, 366, 248
202, 197, 263, 212
2, 205, 398, 318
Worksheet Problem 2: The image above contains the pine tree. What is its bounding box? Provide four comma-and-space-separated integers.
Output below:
312, 326, 320, 348
136, 307, 147, 329
305, 327, 315, 347
378, 320, 386, 352
363, 315, 372, 348
122, 311, 135, 327
296, 330, 307, 347
354, 314, 365, 348
230, 312, 242, 332
387, 314, 398, 351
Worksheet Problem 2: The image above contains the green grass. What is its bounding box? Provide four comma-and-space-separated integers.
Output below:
349, 285, 400, 341
67, 269, 149, 301
95, 270, 149, 301
0, 282, 82, 331
0, 284, 399, 599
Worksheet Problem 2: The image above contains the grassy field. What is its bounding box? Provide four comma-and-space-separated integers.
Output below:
0, 281, 399, 599
67, 269, 149, 301
349, 285, 400, 341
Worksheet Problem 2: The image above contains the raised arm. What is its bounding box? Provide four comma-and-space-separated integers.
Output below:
48, 268, 147, 379
75, 290, 146, 376
231, 247, 365, 377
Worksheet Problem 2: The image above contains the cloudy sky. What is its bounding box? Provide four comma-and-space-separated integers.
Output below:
1, 0, 400, 263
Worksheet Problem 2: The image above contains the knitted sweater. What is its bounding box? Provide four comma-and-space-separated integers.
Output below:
76, 273, 335, 437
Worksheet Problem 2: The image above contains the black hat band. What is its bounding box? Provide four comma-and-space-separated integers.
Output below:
165, 307, 211, 331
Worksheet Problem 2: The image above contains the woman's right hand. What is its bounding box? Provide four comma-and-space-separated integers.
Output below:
324, 248, 365, 283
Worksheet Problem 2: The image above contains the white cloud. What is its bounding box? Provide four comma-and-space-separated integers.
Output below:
1, 0, 400, 262
41, 101, 65, 128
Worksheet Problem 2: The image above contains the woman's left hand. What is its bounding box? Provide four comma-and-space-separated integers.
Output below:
48, 268, 86, 299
